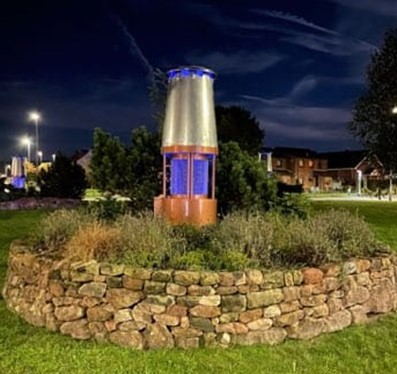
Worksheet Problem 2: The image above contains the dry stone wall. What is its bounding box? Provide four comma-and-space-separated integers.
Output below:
3, 243, 397, 350
0, 197, 80, 211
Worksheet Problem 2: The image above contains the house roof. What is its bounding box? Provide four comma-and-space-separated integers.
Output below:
320, 150, 368, 169
262, 147, 321, 159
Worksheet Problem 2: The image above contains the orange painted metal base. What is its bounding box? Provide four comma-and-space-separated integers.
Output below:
154, 196, 217, 226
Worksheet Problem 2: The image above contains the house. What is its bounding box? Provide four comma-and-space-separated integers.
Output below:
320, 150, 385, 190
260, 147, 385, 191
75, 150, 92, 176
261, 147, 332, 191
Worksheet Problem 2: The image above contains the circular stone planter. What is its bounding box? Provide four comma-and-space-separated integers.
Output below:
3, 242, 397, 350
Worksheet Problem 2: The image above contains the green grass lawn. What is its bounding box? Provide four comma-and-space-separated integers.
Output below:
2, 204, 397, 373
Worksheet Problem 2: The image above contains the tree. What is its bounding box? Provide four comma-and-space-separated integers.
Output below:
38, 153, 87, 199
216, 142, 277, 215
90, 128, 128, 193
349, 29, 397, 171
126, 127, 162, 210
89, 127, 162, 210
216, 105, 265, 155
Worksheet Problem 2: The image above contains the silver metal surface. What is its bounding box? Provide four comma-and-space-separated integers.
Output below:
11, 156, 25, 177
162, 67, 218, 149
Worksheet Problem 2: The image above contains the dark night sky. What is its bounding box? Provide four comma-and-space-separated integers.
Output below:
1, 0, 397, 161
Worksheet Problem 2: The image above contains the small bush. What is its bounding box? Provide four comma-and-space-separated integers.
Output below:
169, 250, 206, 270
65, 222, 121, 262
84, 197, 130, 221
310, 210, 388, 261
172, 224, 215, 252
274, 218, 337, 267
28, 209, 95, 254
212, 211, 277, 267
273, 193, 311, 219
115, 212, 180, 268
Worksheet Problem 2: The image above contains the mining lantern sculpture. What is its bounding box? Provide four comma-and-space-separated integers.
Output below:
154, 66, 218, 226
11, 156, 26, 189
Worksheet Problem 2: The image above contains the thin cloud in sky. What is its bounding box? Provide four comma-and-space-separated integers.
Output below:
254, 9, 376, 56
186, 50, 286, 75
254, 9, 339, 36
327, 0, 397, 17
113, 16, 154, 81
282, 31, 374, 56
289, 76, 318, 98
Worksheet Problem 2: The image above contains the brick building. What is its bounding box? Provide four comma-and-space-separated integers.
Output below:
261, 148, 385, 191
261, 147, 332, 191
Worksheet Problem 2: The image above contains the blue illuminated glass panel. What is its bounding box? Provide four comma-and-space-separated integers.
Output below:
193, 159, 208, 195
168, 67, 215, 80
11, 177, 25, 189
171, 159, 187, 195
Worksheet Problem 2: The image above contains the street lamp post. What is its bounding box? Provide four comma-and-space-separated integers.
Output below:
29, 111, 41, 165
38, 151, 43, 164
356, 170, 362, 196
21, 137, 31, 162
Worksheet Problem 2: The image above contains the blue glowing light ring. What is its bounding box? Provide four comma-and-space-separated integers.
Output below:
167, 66, 216, 80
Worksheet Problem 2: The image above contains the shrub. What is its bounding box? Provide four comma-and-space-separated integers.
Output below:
84, 196, 130, 221
115, 212, 179, 268
212, 211, 277, 267
273, 218, 337, 267
65, 222, 121, 262
273, 193, 311, 219
28, 209, 95, 254
169, 250, 207, 270
171, 224, 215, 252
38, 153, 87, 199
310, 210, 387, 260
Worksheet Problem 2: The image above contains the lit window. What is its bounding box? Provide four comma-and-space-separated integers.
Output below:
299, 160, 304, 167
308, 160, 314, 168
276, 160, 282, 167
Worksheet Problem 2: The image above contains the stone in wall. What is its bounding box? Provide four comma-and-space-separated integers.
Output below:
106, 289, 143, 309
363, 278, 395, 313
60, 319, 91, 340
287, 318, 326, 340
233, 328, 287, 346
144, 323, 174, 349
78, 282, 107, 298
109, 330, 144, 349
55, 305, 85, 321
325, 310, 352, 333
246, 289, 284, 308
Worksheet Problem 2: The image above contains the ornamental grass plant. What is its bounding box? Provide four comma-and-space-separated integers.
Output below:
65, 222, 121, 262
26, 208, 388, 270
27, 209, 95, 255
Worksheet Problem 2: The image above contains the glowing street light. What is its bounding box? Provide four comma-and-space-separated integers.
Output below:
21, 136, 31, 162
392, 106, 397, 114
52, 153, 56, 162
29, 111, 41, 165
38, 151, 43, 164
